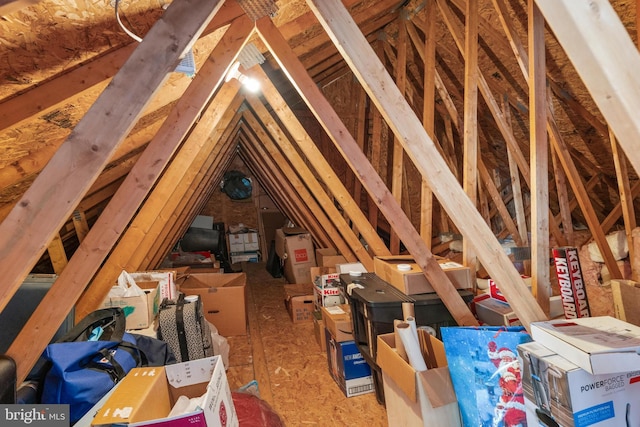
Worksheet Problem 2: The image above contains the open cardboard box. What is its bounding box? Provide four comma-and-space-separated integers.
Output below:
283, 283, 315, 323
373, 255, 471, 295
321, 304, 353, 342
377, 333, 460, 426
99, 281, 159, 330
179, 272, 247, 336
131, 270, 178, 301
91, 356, 237, 427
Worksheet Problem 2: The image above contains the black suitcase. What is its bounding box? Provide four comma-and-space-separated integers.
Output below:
0, 354, 16, 404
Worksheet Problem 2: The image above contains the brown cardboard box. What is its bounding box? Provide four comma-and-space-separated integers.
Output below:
313, 310, 326, 351
179, 272, 247, 336
320, 304, 353, 342
474, 296, 522, 326
374, 255, 471, 295
315, 248, 347, 269
91, 356, 235, 427
275, 228, 316, 284
611, 279, 640, 326
283, 283, 315, 323
377, 333, 460, 426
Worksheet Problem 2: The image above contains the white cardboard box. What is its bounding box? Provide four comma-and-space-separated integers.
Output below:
228, 234, 245, 252
518, 341, 640, 427
242, 232, 259, 251
530, 316, 640, 375
313, 272, 344, 310
91, 356, 237, 427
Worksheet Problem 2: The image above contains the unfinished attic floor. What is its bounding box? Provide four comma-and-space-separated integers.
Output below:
224, 261, 387, 426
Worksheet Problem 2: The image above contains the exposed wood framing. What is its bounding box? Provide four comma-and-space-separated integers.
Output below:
535, 0, 640, 227
610, 129, 637, 278
462, 0, 479, 277
305, 0, 545, 328
0, 0, 224, 318
8, 42, 245, 385
529, 0, 551, 313
246, 67, 390, 259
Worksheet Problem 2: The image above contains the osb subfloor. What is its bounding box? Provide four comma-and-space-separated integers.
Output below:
224, 262, 387, 426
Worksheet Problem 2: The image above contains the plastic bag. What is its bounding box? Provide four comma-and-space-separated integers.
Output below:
208, 321, 230, 370
111, 270, 145, 297
232, 391, 285, 427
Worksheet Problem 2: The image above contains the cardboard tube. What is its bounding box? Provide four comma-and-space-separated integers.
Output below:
394, 319, 408, 362
397, 322, 427, 371
402, 302, 415, 320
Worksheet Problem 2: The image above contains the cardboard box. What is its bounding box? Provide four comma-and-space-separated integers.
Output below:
611, 279, 640, 326
229, 251, 259, 264
373, 255, 471, 295
313, 310, 326, 352
517, 341, 640, 427
475, 296, 522, 327
228, 234, 245, 253
130, 270, 177, 302
530, 316, 640, 375
283, 283, 315, 323
321, 304, 353, 342
228, 232, 259, 253
376, 333, 460, 427
275, 228, 316, 284
313, 272, 344, 310
242, 232, 259, 251
489, 275, 532, 303
315, 248, 347, 269
91, 356, 237, 427
335, 262, 368, 274
100, 281, 159, 330
179, 272, 247, 336
325, 329, 374, 397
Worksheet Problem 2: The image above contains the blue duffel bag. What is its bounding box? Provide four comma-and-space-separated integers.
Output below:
40, 307, 143, 424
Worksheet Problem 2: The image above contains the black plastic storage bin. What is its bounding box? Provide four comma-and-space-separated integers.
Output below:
339, 272, 474, 405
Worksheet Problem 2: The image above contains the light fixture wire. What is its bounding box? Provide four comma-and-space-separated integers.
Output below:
114, 0, 196, 76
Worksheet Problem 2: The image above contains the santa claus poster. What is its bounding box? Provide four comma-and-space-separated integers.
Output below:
441, 326, 533, 427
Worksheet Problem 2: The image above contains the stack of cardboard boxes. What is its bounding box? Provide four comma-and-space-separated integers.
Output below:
281, 241, 374, 398
520, 316, 640, 426
227, 230, 260, 264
